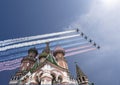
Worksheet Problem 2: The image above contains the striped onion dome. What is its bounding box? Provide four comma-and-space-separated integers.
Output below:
53, 46, 65, 56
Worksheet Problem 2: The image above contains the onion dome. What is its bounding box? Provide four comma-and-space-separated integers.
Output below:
28, 47, 38, 56
21, 56, 36, 63
53, 46, 65, 56
39, 52, 48, 59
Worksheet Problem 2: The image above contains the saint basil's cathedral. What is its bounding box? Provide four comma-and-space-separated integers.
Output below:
9, 43, 94, 85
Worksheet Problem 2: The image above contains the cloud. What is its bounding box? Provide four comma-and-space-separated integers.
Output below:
64, 0, 120, 85
66, 0, 120, 51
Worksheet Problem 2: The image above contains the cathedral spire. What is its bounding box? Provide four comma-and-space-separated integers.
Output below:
42, 42, 50, 54
75, 63, 88, 85
76, 63, 86, 77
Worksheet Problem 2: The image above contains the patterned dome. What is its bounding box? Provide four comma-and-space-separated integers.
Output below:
28, 47, 38, 55
53, 46, 65, 56
39, 52, 48, 59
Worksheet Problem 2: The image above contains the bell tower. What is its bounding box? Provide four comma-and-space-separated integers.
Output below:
9, 47, 38, 85
53, 46, 68, 69
19, 47, 38, 71
76, 64, 89, 85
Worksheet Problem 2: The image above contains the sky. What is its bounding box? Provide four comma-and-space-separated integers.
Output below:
0, 0, 120, 85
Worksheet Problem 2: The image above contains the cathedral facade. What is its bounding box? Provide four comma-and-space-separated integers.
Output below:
9, 43, 94, 85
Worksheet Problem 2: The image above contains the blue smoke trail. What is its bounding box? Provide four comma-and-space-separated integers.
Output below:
0, 37, 84, 57
0, 41, 88, 62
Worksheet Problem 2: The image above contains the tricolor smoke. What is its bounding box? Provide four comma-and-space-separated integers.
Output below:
0, 48, 96, 71
0, 37, 84, 57
0, 41, 88, 62
0, 29, 99, 72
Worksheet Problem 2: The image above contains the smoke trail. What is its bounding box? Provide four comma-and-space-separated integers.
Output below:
0, 62, 20, 69
65, 48, 96, 57
65, 45, 93, 52
0, 41, 88, 62
62, 41, 88, 49
0, 34, 80, 51
0, 47, 96, 72
0, 44, 93, 69
1, 45, 91, 64
0, 58, 22, 67
0, 37, 83, 57
0, 63, 20, 71
0, 29, 77, 47
0, 52, 27, 62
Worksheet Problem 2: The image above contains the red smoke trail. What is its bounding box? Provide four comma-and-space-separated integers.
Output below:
65, 48, 96, 57
65, 45, 92, 52
0, 47, 96, 72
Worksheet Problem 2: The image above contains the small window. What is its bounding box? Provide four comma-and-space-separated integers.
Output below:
79, 78, 82, 82
82, 77, 85, 81
27, 63, 30, 66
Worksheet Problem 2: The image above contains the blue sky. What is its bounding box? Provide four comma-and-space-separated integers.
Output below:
0, 0, 120, 85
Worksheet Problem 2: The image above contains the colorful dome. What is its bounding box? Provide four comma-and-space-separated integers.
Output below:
39, 52, 48, 59
53, 46, 65, 56
28, 47, 38, 56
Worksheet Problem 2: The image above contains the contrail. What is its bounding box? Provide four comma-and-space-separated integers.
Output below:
0, 34, 81, 51
65, 47, 96, 57
0, 58, 22, 67
0, 48, 96, 72
0, 46, 94, 71
0, 45, 92, 66
0, 52, 27, 62
0, 37, 84, 57
0, 63, 20, 71
0, 29, 77, 47
0, 41, 88, 62
62, 41, 88, 49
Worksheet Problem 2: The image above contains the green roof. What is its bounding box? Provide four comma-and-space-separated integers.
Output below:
39, 52, 48, 58
46, 54, 58, 65
30, 54, 58, 73
30, 62, 39, 73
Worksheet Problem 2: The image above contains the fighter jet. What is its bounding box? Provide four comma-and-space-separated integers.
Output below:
97, 46, 100, 49
84, 36, 87, 40
93, 42, 96, 46
76, 28, 79, 32
89, 39, 92, 43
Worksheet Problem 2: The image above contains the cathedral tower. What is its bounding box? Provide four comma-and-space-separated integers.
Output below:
20, 47, 38, 71
76, 64, 89, 85
9, 48, 38, 85
53, 46, 68, 69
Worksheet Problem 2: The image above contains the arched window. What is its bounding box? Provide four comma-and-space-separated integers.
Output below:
79, 78, 82, 82
36, 72, 43, 85
51, 73, 56, 85
58, 76, 62, 84
82, 76, 85, 81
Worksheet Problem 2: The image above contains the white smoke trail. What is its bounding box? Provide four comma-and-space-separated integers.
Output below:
65, 47, 96, 57
0, 29, 77, 47
0, 34, 81, 51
